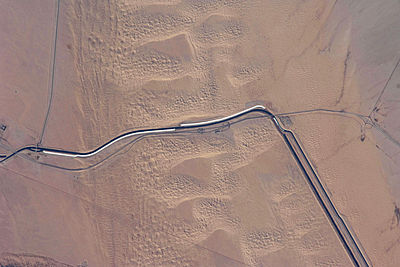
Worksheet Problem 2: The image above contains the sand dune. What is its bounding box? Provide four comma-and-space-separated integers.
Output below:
1, 0, 399, 266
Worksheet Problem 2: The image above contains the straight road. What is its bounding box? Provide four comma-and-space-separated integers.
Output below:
274, 118, 371, 267
0, 105, 371, 266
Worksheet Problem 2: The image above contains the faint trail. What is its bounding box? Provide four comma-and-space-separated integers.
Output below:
277, 107, 400, 150
38, 0, 60, 145
277, 108, 368, 122
371, 122, 400, 148
0, 164, 249, 266
12, 117, 268, 172
0, 105, 369, 266
368, 57, 400, 117
277, 108, 368, 137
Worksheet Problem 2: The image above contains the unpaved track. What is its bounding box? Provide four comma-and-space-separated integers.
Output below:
0, 105, 370, 266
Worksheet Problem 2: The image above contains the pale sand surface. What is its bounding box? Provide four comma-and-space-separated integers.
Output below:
1, 0, 400, 266
335, 0, 400, 208
0, 0, 55, 149
289, 114, 399, 265
47, 117, 350, 266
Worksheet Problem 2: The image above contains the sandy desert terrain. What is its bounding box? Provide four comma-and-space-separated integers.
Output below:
1, 0, 400, 266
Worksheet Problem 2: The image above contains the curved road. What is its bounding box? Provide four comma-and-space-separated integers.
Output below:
0, 105, 370, 266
